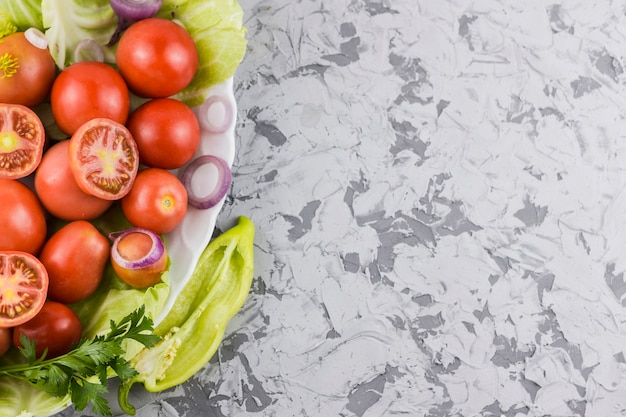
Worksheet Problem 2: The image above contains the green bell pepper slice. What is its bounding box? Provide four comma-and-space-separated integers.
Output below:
118, 215, 255, 415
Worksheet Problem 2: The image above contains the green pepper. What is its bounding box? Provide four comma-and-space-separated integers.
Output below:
118, 216, 255, 415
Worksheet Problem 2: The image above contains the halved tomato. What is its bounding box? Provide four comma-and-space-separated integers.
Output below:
0, 104, 45, 179
68, 118, 140, 200
0, 251, 48, 328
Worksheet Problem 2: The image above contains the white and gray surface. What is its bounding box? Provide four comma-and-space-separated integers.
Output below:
61, 1, 626, 416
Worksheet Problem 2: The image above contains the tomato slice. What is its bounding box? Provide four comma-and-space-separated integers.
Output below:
69, 118, 140, 200
0, 251, 48, 328
0, 104, 45, 179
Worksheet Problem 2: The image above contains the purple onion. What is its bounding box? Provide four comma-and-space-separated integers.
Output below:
196, 94, 233, 134
107, 0, 163, 46
181, 155, 232, 209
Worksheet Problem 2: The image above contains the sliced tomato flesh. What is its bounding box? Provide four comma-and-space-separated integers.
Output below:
69, 118, 139, 200
0, 104, 45, 179
0, 251, 48, 328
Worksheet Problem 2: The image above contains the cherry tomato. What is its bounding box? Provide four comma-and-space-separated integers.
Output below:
0, 103, 46, 179
116, 18, 198, 98
0, 327, 11, 356
0, 31, 56, 106
35, 140, 113, 221
50, 61, 130, 135
68, 118, 139, 200
0, 251, 48, 328
0, 179, 47, 254
39, 221, 110, 304
127, 98, 200, 169
121, 168, 188, 234
13, 301, 82, 359
111, 230, 168, 289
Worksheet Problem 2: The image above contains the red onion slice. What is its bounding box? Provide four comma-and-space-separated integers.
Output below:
181, 155, 232, 209
110, 227, 166, 270
195, 95, 233, 133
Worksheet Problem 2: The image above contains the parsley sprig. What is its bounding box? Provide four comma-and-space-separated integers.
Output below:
0, 306, 160, 416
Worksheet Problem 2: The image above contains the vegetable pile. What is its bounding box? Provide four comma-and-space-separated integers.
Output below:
0, 0, 251, 416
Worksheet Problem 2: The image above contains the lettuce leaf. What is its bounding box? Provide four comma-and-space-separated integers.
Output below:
41, 0, 117, 69
0, 0, 42, 31
0, 379, 69, 417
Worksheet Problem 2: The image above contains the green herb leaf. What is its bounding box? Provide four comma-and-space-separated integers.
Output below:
0, 307, 160, 415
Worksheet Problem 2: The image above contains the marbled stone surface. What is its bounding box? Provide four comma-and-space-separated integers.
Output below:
60, 1, 626, 416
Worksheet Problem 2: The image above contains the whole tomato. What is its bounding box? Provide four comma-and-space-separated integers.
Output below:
127, 98, 200, 169
121, 168, 188, 234
68, 118, 139, 200
13, 301, 82, 359
0, 179, 47, 254
50, 61, 130, 135
0, 31, 56, 106
116, 18, 198, 98
35, 140, 113, 221
38, 221, 110, 304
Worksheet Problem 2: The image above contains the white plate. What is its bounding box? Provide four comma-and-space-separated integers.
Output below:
159, 77, 236, 323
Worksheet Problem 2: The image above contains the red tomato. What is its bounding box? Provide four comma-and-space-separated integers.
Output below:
39, 221, 110, 304
13, 301, 82, 359
0, 179, 47, 254
68, 118, 139, 200
127, 98, 200, 169
0, 327, 11, 356
0, 104, 46, 179
0, 251, 48, 328
111, 230, 168, 288
35, 140, 113, 221
0, 31, 56, 106
50, 61, 130, 135
121, 168, 188, 234
116, 18, 198, 98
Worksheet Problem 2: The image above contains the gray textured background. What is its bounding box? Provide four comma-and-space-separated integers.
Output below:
60, 1, 626, 416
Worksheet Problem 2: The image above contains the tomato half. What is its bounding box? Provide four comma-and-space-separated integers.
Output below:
50, 61, 130, 135
0, 104, 46, 179
116, 18, 198, 98
0, 31, 56, 106
68, 118, 139, 200
35, 140, 113, 221
121, 168, 188, 234
13, 301, 82, 359
0, 179, 47, 254
39, 221, 110, 304
0, 251, 48, 328
127, 98, 200, 169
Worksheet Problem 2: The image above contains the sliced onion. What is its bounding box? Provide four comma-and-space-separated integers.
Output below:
195, 95, 234, 134
108, 0, 163, 46
110, 0, 163, 21
24, 28, 48, 49
181, 155, 232, 209
73, 39, 105, 63
110, 227, 166, 270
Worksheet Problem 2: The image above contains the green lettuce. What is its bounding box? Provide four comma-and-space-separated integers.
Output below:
41, 0, 117, 68
0, 379, 69, 417
0, 0, 41, 31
